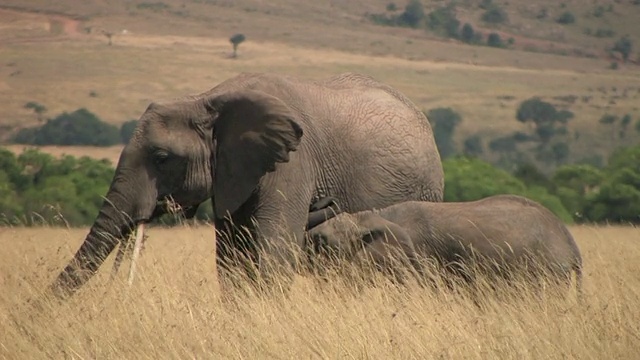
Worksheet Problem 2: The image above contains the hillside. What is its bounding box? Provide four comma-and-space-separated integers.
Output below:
1, 0, 639, 167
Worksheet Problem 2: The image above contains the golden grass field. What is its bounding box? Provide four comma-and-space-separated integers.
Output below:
1, 2, 640, 358
1, 225, 639, 359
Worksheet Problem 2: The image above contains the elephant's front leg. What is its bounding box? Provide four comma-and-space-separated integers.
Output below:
215, 190, 310, 292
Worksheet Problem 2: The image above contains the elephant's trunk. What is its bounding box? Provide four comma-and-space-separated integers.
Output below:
49, 175, 156, 298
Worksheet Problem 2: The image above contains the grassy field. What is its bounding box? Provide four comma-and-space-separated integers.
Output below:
1, 2, 640, 358
1, 225, 639, 359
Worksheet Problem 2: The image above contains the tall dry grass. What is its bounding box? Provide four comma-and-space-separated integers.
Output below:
1, 225, 639, 359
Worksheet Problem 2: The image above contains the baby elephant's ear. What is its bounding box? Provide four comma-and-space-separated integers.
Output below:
360, 216, 414, 263
203, 90, 303, 218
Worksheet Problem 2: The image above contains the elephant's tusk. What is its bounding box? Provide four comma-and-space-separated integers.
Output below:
110, 242, 126, 280
127, 223, 146, 286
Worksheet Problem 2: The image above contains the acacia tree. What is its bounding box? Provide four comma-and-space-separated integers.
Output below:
426, 107, 462, 159
102, 30, 114, 46
612, 35, 632, 62
399, 0, 425, 28
229, 33, 246, 58
24, 101, 47, 122
515, 97, 574, 166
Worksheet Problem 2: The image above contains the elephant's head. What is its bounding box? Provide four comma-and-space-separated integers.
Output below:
50, 89, 303, 298
307, 212, 365, 260
307, 212, 413, 267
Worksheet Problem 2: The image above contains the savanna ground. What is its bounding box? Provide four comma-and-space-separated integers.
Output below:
1, 1, 640, 164
2, 1, 640, 358
1, 225, 639, 359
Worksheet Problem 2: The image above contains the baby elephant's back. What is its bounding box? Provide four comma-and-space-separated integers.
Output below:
420, 195, 581, 274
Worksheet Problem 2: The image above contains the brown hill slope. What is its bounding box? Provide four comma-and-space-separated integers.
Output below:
1, 1, 639, 165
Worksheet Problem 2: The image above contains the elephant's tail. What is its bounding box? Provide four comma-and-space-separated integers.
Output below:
573, 262, 584, 303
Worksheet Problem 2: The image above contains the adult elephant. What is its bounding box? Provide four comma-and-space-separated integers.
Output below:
48, 72, 444, 298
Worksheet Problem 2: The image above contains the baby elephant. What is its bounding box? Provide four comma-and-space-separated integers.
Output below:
307, 194, 583, 289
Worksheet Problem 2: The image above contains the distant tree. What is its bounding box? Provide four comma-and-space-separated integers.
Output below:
548, 142, 571, 165
426, 5, 460, 38
426, 107, 462, 159
443, 156, 526, 202
443, 156, 571, 222
481, 6, 508, 24
513, 162, 555, 191
229, 33, 246, 58
488, 134, 526, 170
514, 97, 574, 167
460, 23, 475, 43
612, 35, 632, 62
536, 8, 548, 19
582, 157, 640, 222
386, 2, 398, 12
24, 101, 47, 122
489, 135, 517, 153
102, 30, 114, 46
0, 170, 22, 222
479, 0, 493, 9
399, 0, 425, 28
0, 148, 115, 226
516, 97, 573, 144
13, 108, 120, 146
634, 119, 640, 134
556, 11, 575, 24
553, 164, 603, 196
599, 114, 621, 140
120, 119, 138, 144
463, 135, 483, 157
486, 33, 503, 47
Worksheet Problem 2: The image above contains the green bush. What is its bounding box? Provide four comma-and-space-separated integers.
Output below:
443, 156, 572, 222
398, 0, 425, 28
481, 6, 508, 24
0, 148, 114, 226
463, 135, 483, 157
522, 185, 573, 223
460, 23, 475, 43
556, 11, 575, 24
0, 147, 217, 227
612, 35, 633, 62
486, 32, 504, 47
551, 164, 603, 218
12, 108, 121, 146
444, 156, 527, 202
426, 5, 460, 38
513, 162, 556, 191
426, 107, 462, 159
368, 0, 426, 28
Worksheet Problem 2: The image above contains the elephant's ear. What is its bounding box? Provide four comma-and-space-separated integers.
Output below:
359, 216, 414, 260
204, 90, 303, 218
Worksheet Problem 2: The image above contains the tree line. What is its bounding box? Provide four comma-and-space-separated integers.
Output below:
368, 0, 635, 63
14, 106, 138, 146
1, 145, 639, 227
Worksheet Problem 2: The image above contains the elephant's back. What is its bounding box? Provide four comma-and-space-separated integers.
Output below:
318, 73, 426, 114
314, 89, 443, 209
206, 72, 444, 209
415, 197, 581, 266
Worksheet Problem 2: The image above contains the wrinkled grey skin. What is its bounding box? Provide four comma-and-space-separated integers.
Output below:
49, 72, 444, 298
308, 195, 583, 289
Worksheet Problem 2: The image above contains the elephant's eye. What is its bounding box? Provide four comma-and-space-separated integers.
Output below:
153, 150, 170, 165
